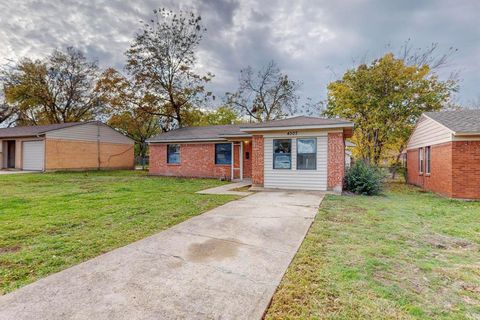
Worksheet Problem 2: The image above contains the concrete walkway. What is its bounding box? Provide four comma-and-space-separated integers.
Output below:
196, 179, 253, 196
0, 190, 324, 320
0, 170, 37, 175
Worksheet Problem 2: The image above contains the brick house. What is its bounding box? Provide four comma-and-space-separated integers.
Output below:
406, 110, 480, 200
148, 116, 353, 191
0, 122, 134, 171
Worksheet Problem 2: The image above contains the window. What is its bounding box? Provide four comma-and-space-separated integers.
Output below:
425, 146, 431, 174
297, 138, 317, 170
418, 147, 423, 174
167, 144, 180, 164
215, 143, 232, 164
273, 139, 291, 169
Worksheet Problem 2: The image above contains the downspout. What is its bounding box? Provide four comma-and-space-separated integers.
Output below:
97, 123, 101, 170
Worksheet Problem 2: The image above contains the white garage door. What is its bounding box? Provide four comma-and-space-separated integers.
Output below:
23, 141, 45, 171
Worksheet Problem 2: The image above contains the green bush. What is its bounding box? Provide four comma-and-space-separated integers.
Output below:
345, 161, 385, 195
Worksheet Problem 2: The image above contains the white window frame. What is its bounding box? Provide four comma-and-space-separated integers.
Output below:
418, 147, 423, 174
425, 146, 431, 175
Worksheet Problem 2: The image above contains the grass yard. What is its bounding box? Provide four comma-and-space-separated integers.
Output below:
266, 183, 480, 320
0, 171, 237, 295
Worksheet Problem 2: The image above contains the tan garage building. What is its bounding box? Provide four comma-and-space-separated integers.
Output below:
0, 121, 134, 172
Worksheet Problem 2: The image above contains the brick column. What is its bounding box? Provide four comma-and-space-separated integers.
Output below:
252, 135, 264, 186
327, 132, 345, 192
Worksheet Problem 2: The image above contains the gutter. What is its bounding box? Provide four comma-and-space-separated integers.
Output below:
239, 123, 354, 132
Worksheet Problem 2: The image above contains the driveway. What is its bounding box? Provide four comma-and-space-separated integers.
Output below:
0, 190, 324, 320
0, 170, 37, 175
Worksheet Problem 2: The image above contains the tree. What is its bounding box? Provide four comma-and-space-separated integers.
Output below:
125, 8, 213, 128
97, 68, 162, 164
325, 53, 456, 167
184, 106, 241, 127
2, 47, 102, 125
226, 60, 300, 122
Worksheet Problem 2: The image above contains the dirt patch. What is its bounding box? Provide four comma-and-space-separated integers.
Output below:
424, 234, 476, 250
0, 245, 21, 254
187, 238, 239, 262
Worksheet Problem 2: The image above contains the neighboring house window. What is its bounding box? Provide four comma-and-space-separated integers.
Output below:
425, 146, 431, 174
215, 143, 232, 164
273, 139, 292, 169
418, 147, 423, 174
167, 144, 180, 164
297, 138, 317, 170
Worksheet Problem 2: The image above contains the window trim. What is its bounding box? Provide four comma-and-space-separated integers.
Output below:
425, 146, 431, 175
167, 144, 181, 164
215, 143, 232, 165
418, 147, 423, 174
273, 139, 292, 170
296, 138, 317, 170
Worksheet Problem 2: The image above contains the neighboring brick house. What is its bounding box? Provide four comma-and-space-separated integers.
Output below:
406, 110, 480, 200
148, 116, 353, 191
0, 122, 135, 172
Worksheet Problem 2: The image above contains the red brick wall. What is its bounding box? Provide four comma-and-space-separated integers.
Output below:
252, 135, 264, 186
149, 143, 231, 179
407, 144, 453, 197
407, 141, 480, 199
452, 141, 480, 199
424, 143, 453, 197
327, 132, 345, 191
243, 141, 252, 179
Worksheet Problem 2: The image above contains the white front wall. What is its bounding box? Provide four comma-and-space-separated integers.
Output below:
22, 140, 45, 171
407, 116, 453, 149
263, 130, 329, 190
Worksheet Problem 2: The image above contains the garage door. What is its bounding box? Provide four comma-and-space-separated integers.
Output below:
23, 141, 45, 171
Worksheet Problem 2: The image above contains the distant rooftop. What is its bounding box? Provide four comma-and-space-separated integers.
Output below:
424, 110, 480, 134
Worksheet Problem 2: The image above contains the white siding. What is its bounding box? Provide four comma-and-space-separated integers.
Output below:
46, 123, 133, 144
22, 140, 45, 171
264, 132, 328, 191
407, 116, 452, 149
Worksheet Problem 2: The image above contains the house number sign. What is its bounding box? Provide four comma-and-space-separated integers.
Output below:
287, 131, 298, 135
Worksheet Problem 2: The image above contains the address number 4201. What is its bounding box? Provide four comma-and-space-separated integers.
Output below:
287, 131, 298, 135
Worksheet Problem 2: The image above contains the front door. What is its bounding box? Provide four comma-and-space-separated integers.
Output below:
7, 141, 15, 168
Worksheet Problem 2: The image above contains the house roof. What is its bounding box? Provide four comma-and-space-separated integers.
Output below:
424, 110, 480, 135
240, 116, 353, 131
0, 122, 98, 139
148, 116, 354, 143
147, 125, 247, 143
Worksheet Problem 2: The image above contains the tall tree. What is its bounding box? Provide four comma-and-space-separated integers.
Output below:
125, 8, 213, 128
2, 47, 102, 125
184, 106, 241, 127
226, 60, 300, 122
97, 68, 163, 162
325, 53, 456, 166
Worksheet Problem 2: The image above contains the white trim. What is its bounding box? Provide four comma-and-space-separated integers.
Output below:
240, 142, 243, 181
230, 142, 234, 180
240, 123, 354, 132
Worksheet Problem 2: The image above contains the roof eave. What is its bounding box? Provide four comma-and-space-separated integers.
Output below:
147, 138, 228, 144
239, 123, 354, 132
453, 131, 480, 136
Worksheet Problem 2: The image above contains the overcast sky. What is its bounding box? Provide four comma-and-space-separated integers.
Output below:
0, 0, 479, 108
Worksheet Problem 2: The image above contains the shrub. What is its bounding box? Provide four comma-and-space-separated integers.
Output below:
344, 160, 385, 195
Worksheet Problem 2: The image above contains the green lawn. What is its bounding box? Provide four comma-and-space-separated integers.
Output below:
266, 183, 480, 320
0, 171, 237, 294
